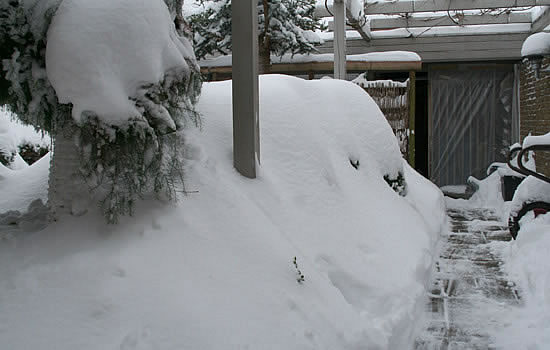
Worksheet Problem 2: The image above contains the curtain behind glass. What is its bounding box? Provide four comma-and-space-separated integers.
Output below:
430, 69, 514, 186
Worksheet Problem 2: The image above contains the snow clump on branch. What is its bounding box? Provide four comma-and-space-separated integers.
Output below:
1, 0, 201, 223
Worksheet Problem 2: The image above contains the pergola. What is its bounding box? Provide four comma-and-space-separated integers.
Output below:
316, 0, 550, 62
230, 0, 550, 178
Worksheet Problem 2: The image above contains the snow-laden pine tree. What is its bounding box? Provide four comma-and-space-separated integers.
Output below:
0, 0, 201, 223
189, 0, 324, 73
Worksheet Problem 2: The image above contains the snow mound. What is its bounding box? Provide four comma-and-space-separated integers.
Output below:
0, 75, 445, 349
0, 153, 50, 213
523, 131, 550, 149
446, 171, 506, 214
46, 0, 196, 125
510, 175, 550, 217
497, 212, 550, 349
0, 108, 50, 158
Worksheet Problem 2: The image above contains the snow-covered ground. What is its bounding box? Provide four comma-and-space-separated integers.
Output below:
497, 212, 550, 349
446, 171, 509, 219
0, 75, 446, 349
0, 108, 50, 165
446, 163, 550, 349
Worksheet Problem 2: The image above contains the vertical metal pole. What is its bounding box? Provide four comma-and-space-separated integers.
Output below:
232, 0, 260, 178
333, 0, 346, 79
408, 71, 416, 168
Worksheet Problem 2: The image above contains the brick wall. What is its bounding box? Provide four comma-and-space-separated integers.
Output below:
520, 57, 550, 177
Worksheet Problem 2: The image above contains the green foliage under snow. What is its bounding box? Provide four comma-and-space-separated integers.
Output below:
0, 0, 202, 223
188, 0, 325, 60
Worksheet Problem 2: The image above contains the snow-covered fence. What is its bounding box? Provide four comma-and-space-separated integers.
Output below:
352, 75, 410, 158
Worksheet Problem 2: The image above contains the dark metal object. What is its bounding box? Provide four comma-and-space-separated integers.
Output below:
501, 176, 524, 201
518, 144, 550, 184
506, 144, 524, 176
507, 143, 550, 239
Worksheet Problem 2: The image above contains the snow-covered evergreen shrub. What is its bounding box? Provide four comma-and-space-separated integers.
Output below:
17, 141, 49, 165
1, 0, 202, 223
76, 72, 201, 222
384, 172, 407, 196
0, 149, 14, 166
0, 0, 62, 132
189, 0, 325, 62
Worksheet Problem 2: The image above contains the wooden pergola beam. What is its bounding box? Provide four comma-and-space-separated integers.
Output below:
363, 0, 550, 15
315, 1, 371, 41
531, 6, 550, 32
327, 12, 531, 30
372, 12, 531, 29
316, 0, 550, 16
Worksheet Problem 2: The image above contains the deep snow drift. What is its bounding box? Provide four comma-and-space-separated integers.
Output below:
444, 148, 550, 349
497, 212, 550, 349
0, 108, 50, 167
0, 75, 445, 349
0, 110, 50, 212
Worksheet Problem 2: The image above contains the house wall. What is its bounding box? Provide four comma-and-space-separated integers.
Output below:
520, 57, 550, 176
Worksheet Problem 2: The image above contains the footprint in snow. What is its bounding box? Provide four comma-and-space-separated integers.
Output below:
119, 327, 152, 350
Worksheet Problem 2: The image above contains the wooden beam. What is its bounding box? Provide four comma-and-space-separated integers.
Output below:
531, 6, 550, 32
371, 12, 532, 29
232, 0, 259, 178
200, 60, 422, 76
363, 0, 550, 15
315, 1, 371, 41
327, 12, 531, 30
334, 0, 347, 79
346, 10, 371, 41
316, 1, 550, 16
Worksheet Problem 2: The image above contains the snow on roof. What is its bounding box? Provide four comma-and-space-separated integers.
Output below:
521, 32, 550, 57
200, 51, 421, 67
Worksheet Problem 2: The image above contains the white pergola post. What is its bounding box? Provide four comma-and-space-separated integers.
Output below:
232, 0, 260, 178
333, 0, 346, 79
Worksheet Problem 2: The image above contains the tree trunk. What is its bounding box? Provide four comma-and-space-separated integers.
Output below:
259, 0, 271, 74
259, 40, 271, 75
48, 118, 89, 220
174, 0, 185, 32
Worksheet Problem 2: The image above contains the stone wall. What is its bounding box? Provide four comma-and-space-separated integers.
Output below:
520, 57, 550, 177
